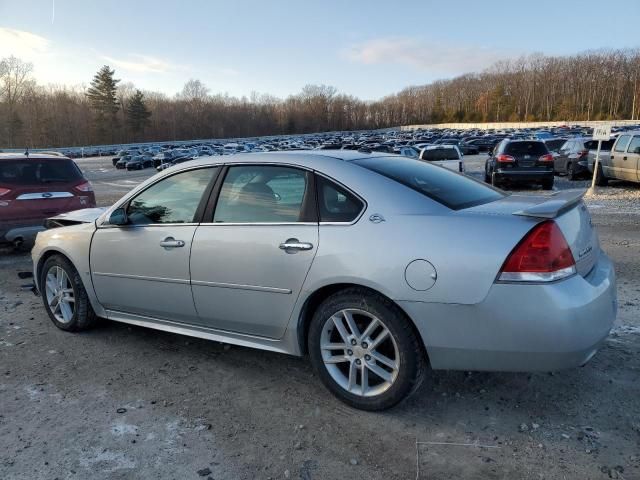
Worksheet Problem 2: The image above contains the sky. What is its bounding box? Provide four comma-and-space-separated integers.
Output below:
1, 0, 639, 100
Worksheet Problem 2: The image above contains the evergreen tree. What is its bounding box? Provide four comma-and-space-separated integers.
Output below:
126, 89, 152, 137
86, 65, 120, 142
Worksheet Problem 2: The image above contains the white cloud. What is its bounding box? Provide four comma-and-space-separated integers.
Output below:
101, 54, 173, 73
344, 37, 513, 75
0, 27, 50, 60
216, 67, 239, 76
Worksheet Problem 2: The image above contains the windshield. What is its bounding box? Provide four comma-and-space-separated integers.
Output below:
354, 156, 504, 210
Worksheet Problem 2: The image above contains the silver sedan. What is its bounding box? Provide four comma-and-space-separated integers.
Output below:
32, 151, 617, 410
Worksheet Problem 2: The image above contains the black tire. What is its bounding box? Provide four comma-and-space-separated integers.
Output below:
308, 288, 426, 411
484, 165, 491, 183
567, 162, 576, 181
40, 255, 99, 332
595, 165, 609, 186
491, 172, 502, 189
542, 178, 554, 190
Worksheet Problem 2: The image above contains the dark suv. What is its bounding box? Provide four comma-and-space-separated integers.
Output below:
553, 137, 606, 180
0, 153, 96, 248
485, 140, 554, 190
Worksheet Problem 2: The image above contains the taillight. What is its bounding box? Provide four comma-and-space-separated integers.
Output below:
0, 187, 11, 197
498, 220, 576, 282
496, 154, 515, 163
75, 181, 93, 192
538, 154, 554, 163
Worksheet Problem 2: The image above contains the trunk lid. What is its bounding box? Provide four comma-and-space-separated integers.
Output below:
464, 190, 599, 278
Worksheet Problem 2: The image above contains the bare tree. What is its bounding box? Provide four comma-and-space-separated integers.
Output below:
0, 56, 35, 146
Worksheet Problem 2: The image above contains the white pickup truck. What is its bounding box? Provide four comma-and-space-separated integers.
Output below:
419, 145, 465, 172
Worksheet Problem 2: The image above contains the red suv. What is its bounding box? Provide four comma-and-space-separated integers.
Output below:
0, 153, 96, 248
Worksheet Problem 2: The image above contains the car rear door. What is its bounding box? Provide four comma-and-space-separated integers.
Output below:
189, 164, 318, 338
610, 135, 632, 180
90, 166, 218, 323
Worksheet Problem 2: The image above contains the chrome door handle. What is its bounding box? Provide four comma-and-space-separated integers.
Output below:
279, 238, 313, 252
159, 237, 185, 249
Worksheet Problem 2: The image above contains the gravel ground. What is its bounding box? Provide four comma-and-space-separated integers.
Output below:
0, 154, 638, 479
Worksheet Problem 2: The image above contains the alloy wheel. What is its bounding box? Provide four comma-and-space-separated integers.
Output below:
44, 265, 75, 324
320, 308, 400, 397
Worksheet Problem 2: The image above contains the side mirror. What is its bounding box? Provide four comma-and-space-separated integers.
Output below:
109, 207, 128, 226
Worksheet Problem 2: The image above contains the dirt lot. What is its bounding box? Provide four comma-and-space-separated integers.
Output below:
0, 155, 639, 479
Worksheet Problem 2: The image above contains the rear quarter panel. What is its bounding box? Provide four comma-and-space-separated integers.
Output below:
302, 211, 537, 306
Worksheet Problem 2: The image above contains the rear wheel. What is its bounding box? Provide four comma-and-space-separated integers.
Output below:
40, 255, 99, 332
308, 289, 426, 411
542, 178, 554, 190
491, 172, 501, 189
595, 165, 609, 186
567, 162, 577, 181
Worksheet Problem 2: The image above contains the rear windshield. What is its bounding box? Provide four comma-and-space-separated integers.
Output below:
354, 156, 504, 210
0, 158, 83, 185
421, 149, 460, 161
504, 142, 548, 156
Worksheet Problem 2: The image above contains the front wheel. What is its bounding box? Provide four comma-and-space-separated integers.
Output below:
40, 255, 99, 332
308, 289, 426, 411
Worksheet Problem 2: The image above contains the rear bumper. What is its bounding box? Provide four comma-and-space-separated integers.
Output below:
400, 252, 617, 372
495, 169, 553, 183
0, 223, 45, 245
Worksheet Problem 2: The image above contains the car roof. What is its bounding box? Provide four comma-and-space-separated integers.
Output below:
423, 145, 457, 150
0, 152, 72, 161
181, 149, 390, 166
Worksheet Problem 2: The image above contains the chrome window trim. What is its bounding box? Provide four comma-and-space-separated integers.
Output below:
198, 222, 317, 226
98, 223, 199, 229
17, 192, 73, 200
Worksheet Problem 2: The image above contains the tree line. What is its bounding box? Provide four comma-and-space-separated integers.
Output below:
1, 48, 639, 148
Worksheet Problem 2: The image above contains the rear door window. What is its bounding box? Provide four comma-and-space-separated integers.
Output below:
354, 156, 504, 210
213, 165, 311, 223
614, 135, 632, 152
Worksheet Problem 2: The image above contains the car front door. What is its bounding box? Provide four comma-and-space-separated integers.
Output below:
190, 164, 318, 338
610, 135, 632, 180
622, 135, 640, 182
90, 166, 219, 323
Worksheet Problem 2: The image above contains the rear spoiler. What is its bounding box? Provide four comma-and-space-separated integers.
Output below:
513, 190, 586, 219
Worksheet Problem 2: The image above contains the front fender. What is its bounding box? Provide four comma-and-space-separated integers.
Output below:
32, 223, 106, 318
